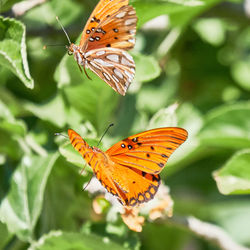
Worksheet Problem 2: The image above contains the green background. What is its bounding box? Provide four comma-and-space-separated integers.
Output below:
0, 0, 250, 249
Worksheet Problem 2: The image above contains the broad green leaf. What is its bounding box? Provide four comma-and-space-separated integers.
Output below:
133, 53, 161, 82
193, 18, 226, 46
133, 0, 202, 28
147, 103, 178, 129
199, 102, 250, 148
23, 0, 83, 28
0, 153, 59, 241
64, 82, 118, 134
0, 16, 34, 88
24, 94, 67, 128
213, 149, 250, 195
29, 231, 127, 250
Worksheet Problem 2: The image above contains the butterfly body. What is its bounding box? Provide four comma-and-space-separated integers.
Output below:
67, 0, 138, 95
68, 127, 188, 207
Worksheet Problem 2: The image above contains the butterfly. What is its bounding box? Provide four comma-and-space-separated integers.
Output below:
68, 127, 188, 207
67, 0, 138, 96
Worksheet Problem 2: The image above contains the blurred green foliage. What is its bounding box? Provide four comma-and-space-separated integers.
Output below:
0, 0, 250, 249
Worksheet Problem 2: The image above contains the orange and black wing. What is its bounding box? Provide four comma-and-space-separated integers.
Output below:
104, 127, 188, 206
80, 0, 137, 51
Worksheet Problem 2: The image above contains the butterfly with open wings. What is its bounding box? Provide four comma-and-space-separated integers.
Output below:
68, 127, 188, 207
67, 0, 137, 96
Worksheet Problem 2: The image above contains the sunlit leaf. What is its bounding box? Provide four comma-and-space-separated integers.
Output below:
199, 102, 250, 148
29, 231, 127, 250
0, 153, 59, 241
0, 16, 34, 88
133, 53, 161, 83
213, 149, 250, 195
24, 94, 67, 128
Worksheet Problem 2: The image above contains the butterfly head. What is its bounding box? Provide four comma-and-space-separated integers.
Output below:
67, 43, 75, 56
67, 44, 86, 66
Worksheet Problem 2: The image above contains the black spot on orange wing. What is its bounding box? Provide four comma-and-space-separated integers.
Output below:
158, 163, 164, 168
132, 137, 138, 142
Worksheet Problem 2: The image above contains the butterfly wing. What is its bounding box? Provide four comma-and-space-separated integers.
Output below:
85, 47, 135, 95
80, 0, 137, 52
106, 127, 188, 175
104, 127, 187, 206
108, 163, 161, 206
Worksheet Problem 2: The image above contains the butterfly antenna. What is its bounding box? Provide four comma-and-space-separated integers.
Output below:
83, 174, 93, 191
97, 123, 114, 147
56, 16, 72, 45
55, 132, 68, 138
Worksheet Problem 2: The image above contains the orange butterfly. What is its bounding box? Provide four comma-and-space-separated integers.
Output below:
67, 0, 137, 96
68, 127, 188, 207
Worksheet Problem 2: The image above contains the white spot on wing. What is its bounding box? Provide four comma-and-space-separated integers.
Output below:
116, 12, 126, 18
128, 38, 135, 44
93, 58, 114, 67
129, 29, 136, 35
107, 54, 119, 63
125, 18, 137, 26
122, 52, 133, 62
103, 72, 111, 81
121, 56, 132, 66
90, 61, 101, 70
96, 50, 106, 56
114, 69, 123, 79
112, 74, 120, 83
129, 10, 136, 15
124, 70, 133, 81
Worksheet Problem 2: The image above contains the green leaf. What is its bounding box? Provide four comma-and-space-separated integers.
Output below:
29, 231, 127, 250
0, 16, 34, 88
0, 99, 26, 136
231, 60, 250, 91
0, 0, 22, 12
193, 18, 226, 46
0, 153, 59, 241
23, 0, 83, 28
199, 102, 250, 148
213, 149, 250, 195
24, 94, 67, 128
0, 221, 11, 249
133, 53, 161, 82
133, 1, 202, 28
